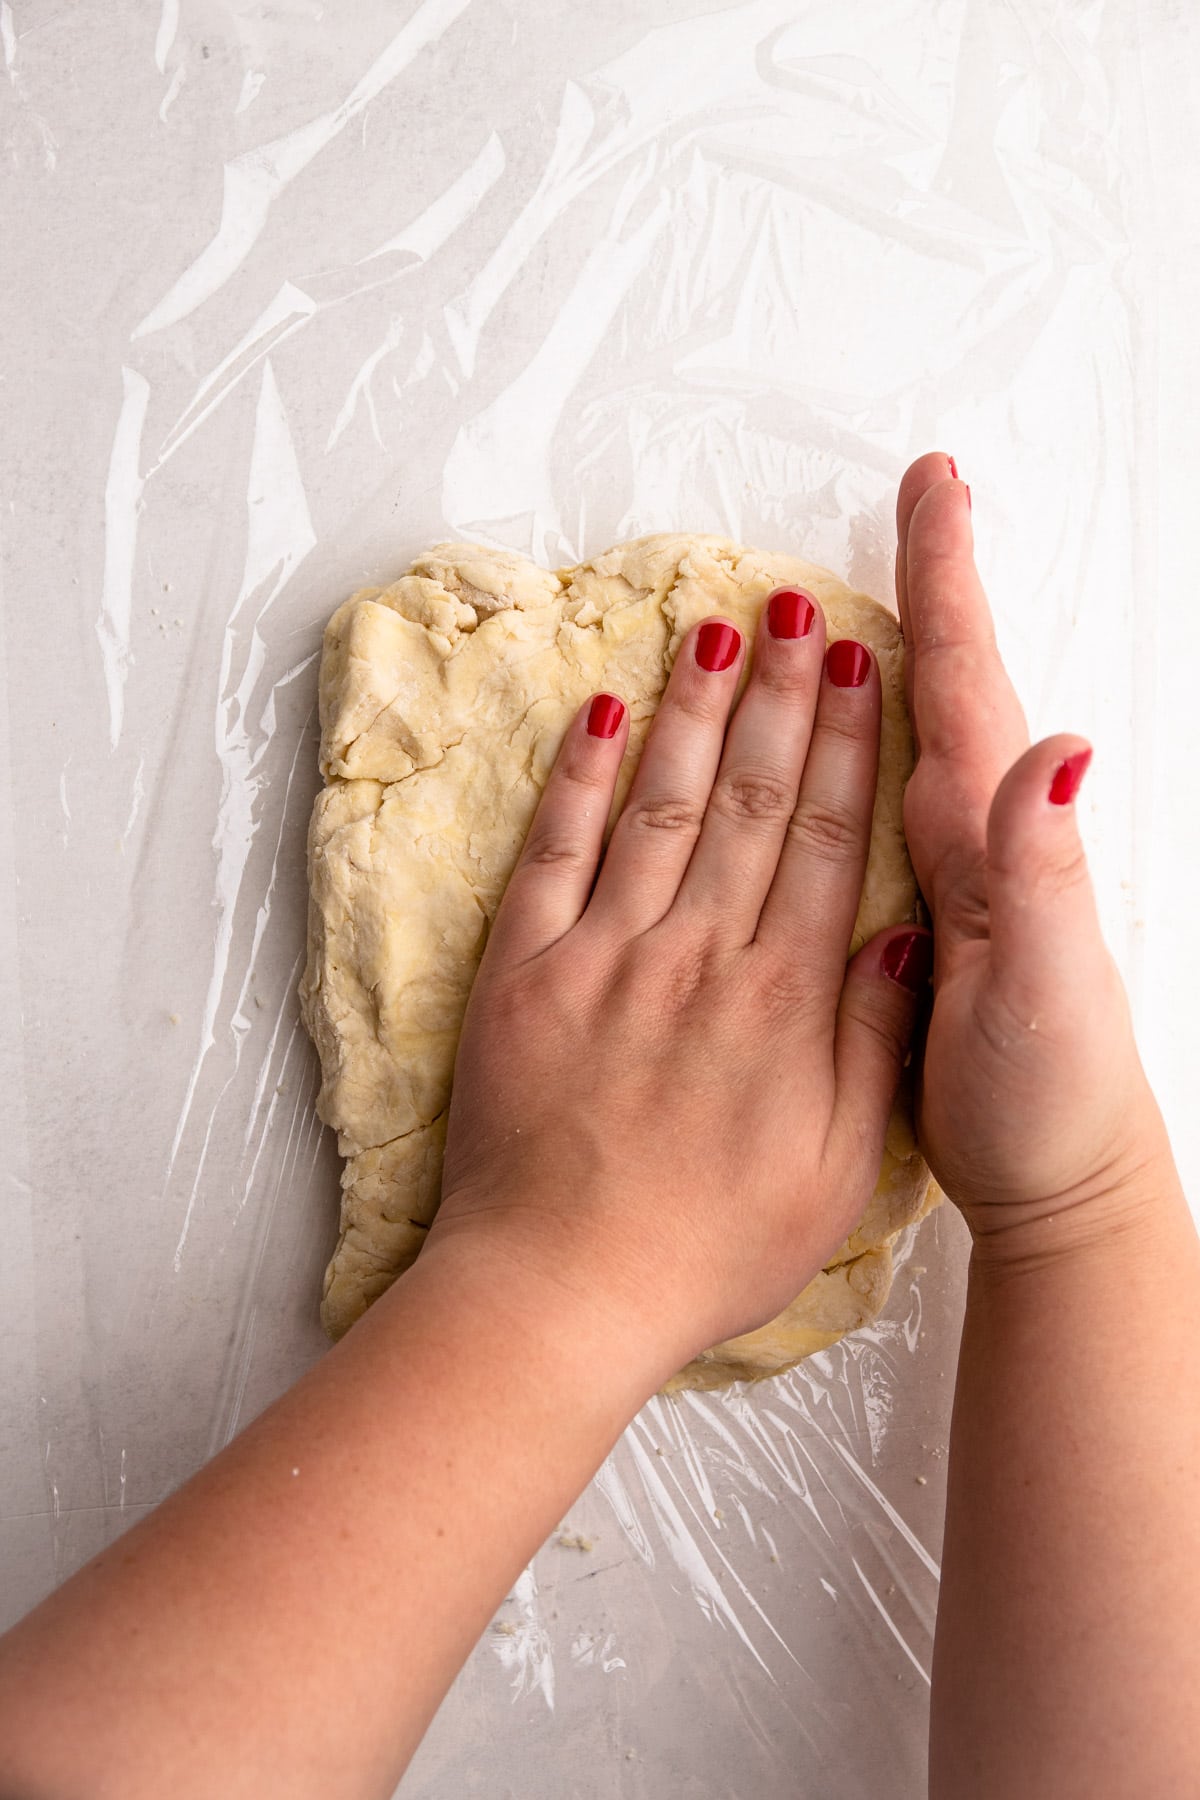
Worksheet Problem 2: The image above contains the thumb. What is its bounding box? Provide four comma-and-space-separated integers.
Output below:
832, 925, 933, 1168
985, 734, 1100, 999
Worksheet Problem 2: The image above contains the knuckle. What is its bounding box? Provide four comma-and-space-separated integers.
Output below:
817, 703, 873, 749
659, 952, 709, 1015
614, 927, 711, 1018
844, 993, 906, 1060
752, 956, 825, 1029
989, 839, 1090, 898
522, 833, 588, 871
621, 793, 705, 838
940, 865, 991, 940
1038, 842, 1091, 895
753, 650, 815, 699
710, 767, 794, 827
786, 793, 863, 861
558, 759, 603, 793
666, 678, 727, 728
555, 744, 612, 793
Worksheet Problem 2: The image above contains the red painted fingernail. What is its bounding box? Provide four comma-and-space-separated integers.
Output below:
826, 639, 871, 688
586, 693, 625, 739
1049, 747, 1091, 805
696, 621, 741, 672
882, 929, 933, 994
947, 454, 958, 480
965, 483, 972, 511
766, 587, 816, 640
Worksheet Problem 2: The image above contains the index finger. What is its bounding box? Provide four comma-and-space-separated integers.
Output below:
895, 451, 960, 655
899, 471, 1028, 781
485, 693, 628, 966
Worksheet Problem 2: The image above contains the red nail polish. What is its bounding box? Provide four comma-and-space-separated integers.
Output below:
1048, 748, 1091, 805
587, 693, 625, 739
882, 929, 933, 994
947, 455, 958, 480
965, 483, 972, 511
767, 587, 816, 640
826, 639, 871, 688
696, 621, 741, 672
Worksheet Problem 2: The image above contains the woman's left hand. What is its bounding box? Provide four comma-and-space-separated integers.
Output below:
433, 593, 931, 1370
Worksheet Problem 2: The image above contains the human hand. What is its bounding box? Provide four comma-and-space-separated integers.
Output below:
896, 454, 1172, 1254
430, 597, 931, 1369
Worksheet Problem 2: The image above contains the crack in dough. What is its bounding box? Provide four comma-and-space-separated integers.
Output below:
300, 534, 939, 1385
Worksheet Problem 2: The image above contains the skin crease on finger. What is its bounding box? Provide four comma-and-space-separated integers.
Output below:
0, 456, 1195, 1800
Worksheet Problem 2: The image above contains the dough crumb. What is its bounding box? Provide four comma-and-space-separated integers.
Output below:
492, 1621, 517, 1636
168, 1012, 181, 1025
556, 1532, 594, 1552
915, 1474, 927, 1486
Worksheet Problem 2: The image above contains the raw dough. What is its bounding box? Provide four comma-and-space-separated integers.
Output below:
299, 535, 938, 1389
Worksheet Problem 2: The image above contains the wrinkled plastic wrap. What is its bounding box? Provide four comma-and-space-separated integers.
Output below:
3, 3, 1198, 1796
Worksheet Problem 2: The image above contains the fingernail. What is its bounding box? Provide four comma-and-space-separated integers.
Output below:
767, 587, 816, 640
965, 483, 972, 512
947, 454, 958, 480
1049, 748, 1091, 806
826, 639, 871, 688
882, 929, 933, 994
587, 693, 625, 739
696, 621, 741, 672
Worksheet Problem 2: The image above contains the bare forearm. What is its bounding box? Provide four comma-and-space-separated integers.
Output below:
930, 1169, 1200, 1799
0, 1238, 672, 1800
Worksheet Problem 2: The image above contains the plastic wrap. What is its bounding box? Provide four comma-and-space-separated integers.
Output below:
3, 3, 1197, 1796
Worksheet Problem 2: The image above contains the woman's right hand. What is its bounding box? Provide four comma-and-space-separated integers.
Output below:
898, 455, 1173, 1254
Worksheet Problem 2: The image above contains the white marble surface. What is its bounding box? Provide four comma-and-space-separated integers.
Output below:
2, 2, 1197, 1795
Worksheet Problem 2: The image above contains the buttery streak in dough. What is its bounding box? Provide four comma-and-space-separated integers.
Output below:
300, 535, 938, 1389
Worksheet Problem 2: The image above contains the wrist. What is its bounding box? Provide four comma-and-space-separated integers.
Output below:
964, 1142, 1186, 1279
415, 1206, 690, 1401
